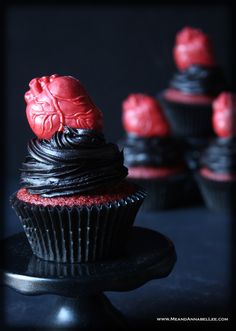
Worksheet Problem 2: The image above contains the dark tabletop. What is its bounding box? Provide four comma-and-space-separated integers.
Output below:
0, 181, 232, 329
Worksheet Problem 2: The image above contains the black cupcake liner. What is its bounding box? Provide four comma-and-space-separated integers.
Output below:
158, 93, 214, 137
196, 173, 236, 212
10, 189, 146, 263
181, 137, 211, 171
128, 173, 189, 211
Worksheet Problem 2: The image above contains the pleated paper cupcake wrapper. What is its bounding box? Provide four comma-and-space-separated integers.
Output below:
182, 137, 211, 171
196, 173, 236, 212
128, 173, 188, 211
10, 189, 146, 263
158, 94, 214, 137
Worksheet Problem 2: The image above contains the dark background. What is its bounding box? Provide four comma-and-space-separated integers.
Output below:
1, 3, 235, 329
5, 4, 232, 180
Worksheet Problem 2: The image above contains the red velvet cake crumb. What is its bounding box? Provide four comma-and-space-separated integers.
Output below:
164, 89, 214, 105
200, 167, 236, 181
17, 181, 137, 207
128, 165, 185, 179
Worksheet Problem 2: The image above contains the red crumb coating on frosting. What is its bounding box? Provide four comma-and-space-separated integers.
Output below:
164, 88, 214, 105
122, 94, 170, 137
128, 165, 185, 179
25, 74, 103, 139
17, 182, 137, 207
200, 167, 236, 181
212, 92, 236, 138
173, 26, 216, 71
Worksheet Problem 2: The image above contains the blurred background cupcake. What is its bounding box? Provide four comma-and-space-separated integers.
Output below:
119, 93, 188, 211
158, 26, 229, 205
196, 92, 236, 213
159, 26, 228, 139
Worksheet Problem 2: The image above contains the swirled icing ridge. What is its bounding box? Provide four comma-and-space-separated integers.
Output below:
20, 128, 128, 197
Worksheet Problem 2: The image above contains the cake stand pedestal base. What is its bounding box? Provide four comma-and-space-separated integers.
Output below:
48, 294, 127, 329
0, 227, 176, 329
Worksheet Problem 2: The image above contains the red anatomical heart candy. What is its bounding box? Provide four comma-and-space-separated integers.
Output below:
173, 26, 216, 71
25, 74, 103, 139
213, 92, 236, 138
122, 94, 170, 137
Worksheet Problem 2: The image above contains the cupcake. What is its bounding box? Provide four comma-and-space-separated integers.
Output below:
159, 26, 228, 138
10, 74, 146, 263
119, 93, 188, 210
197, 92, 236, 212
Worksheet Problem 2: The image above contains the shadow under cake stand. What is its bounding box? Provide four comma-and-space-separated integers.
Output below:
0, 226, 176, 329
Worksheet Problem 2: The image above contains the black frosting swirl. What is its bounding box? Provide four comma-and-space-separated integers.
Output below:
200, 137, 236, 174
20, 127, 128, 197
170, 65, 227, 95
120, 134, 184, 167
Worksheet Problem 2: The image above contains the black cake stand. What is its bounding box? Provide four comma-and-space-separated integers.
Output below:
0, 226, 176, 329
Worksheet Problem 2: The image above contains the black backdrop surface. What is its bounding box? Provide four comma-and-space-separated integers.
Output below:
1, 5, 235, 328
5, 4, 232, 179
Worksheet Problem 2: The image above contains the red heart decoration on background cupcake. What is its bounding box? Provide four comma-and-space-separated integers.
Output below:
173, 26, 216, 71
213, 92, 236, 138
122, 94, 170, 137
25, 74, 103, 139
